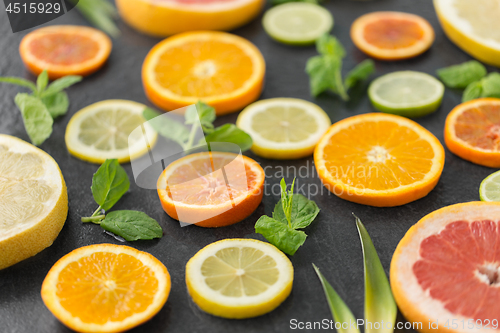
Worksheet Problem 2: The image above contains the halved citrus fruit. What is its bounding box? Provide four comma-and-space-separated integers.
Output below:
142, 31, 265, 115
157, 152, 265, 227
19, 25, 112, 79
236, 98, 331, 159
41, 244, 171, 332
350, 11, 435, 60
434, 0, 500, 67
0, 134, 68, 270
116, 0, 264, 37
391, 202, 500, 332
444, 98, 500, 168
314, 113, 445, 207
185, 238, 293, 318
65, 100, 158, 164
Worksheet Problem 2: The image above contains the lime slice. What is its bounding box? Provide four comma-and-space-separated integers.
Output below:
368, 71, 444, 118
480, 170, 500, 202
262, 3, 333, 45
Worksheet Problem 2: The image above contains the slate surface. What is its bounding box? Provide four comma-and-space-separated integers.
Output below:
0, 1, 495, 332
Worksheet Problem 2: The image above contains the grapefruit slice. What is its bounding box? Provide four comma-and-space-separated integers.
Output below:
116, 0, 265, 37
157, 152, 265, 227
350, 11, 435, 60
391, 202, 500, 333
444, 98, 500, 168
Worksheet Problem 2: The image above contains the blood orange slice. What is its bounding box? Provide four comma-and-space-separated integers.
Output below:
350, 11, 435, 60
391, 202, 500, 332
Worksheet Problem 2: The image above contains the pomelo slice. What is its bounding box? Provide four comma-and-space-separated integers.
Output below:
391, 202, 500, 333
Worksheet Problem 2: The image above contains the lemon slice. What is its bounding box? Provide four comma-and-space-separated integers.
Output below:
65, 100, 158, 164
185, 238, 294, 319
0, 134, 68, 270
236, 98, 331, 159
434, 0, 500, 67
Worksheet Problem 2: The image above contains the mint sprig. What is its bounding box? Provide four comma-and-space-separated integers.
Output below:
0, 70, 82, 145
71, 0, 120, 37
255, 178, 320, 255
436, 60, 487, 89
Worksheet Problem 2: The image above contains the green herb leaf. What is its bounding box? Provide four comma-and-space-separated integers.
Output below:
480, 72, 500, 98
317, 33, 345, 57
313, 264, 360, 333
186, 101, 216, 133
462, 81, 483, 102
143, 108, 190, 148
100, 210, 163, 241
0, 77, 37, 92
36, 70, 49, 94
14, 93, 53, 146
42, 91, 69, 118
344, 59, 375, 90
40, 75, 82, 98
91, 159, 130, 212
437, 60, 487, 89
204, 124, 253, 152
274, 194, 320, 230
355, 215, 397, 333
255, 215, 307, 255
73, 0, 120, 37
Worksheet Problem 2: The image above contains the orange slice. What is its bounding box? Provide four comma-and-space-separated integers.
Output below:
41, 244, 171, 332
350, 11, 435, 60
19, 25, 112, 79
116, 0, 264, 37
391, 202, 500, 333
142, 31, 265, 115
445, 98, 500, 168
157, 152, 265, 227
314, 113, 445, 207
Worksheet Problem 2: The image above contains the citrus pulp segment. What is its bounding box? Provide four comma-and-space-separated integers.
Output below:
391, 202, 500, 333
314, 113, 445, 207
19, 25, 112, 79
185, 238, 294, 318
65, 100, 158, 164
157, 152, 265, 227
0, 134, 68, 270
444, 98, 500, 168
236, 98, 332, 159
41, 244, 171, 332
262, 3, 333, 45
142, 31, 265, 115
368, 71, 445, 117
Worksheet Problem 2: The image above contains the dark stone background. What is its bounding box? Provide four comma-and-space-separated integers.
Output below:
0, 0, 495, 332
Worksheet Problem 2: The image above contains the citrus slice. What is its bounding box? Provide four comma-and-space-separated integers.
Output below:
142, 31, 265, 115
368, 71, 445, 118
19, 25, 112, 79
391, 202, 500, 332
65, 100, 158, 164
0, 134, 67, 270
262, 3, 334, 45
314, 113, 445, 207
444, 98, 500, 168
236, 98, 331, 159
157, 152, 265, 227
185, 238, 293, 319
480, 171, 500, 202
41, 244, 171, 332
351, 11, 435, 60
116, 0, 264, 37
434, 0, 500, 67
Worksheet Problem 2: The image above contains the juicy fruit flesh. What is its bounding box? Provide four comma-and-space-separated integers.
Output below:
363, 18, 424, 48
321, 120, 435, 190
201, 246, 279, 297
164, 156, 257, 205
56, 252, 158, 324
0, 145, 53, 234
251, 105, 319, 142
374, 76, 438, 105
454, 104, 500, 151
29, 33, 99, 65
272, 9, 325, 34
78, 108, 147, 151
414, 219, 500, 321
154, 40, 254, 97
455, 0, 500, 42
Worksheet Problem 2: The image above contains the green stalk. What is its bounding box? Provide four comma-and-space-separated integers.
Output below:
184, 122, 199, 151
81, 215, 105, 223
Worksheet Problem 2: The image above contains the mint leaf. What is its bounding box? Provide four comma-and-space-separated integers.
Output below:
14, 93, 53, 146
481, 72, 500, 98
0, 77, 37, 92
91, 159, 130, 212
186, 101, 216, 133
462, 81, 483, 102
317, 33, 345, 57
345, 59, 375, 90
42, 91, 69, 118
437, 60, 487, 89
40, 75, 82, 98
274, 194, 320, 230
306, 55, 339, 97
36, 70, 49, 94
255, 216, 307, 255
143, 108, 190, 148
204, 124, 253, 152
100, 210, 163, 241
